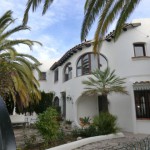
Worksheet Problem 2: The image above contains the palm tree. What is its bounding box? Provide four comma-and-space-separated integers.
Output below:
23, 0, 54, 25
0, 52, 41, 107
81, 0, 141, 53
82, 67, 128, 112
0, 10, 42, 107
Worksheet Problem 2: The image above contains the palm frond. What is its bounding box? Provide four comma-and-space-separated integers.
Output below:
81, 0, 106, 41
114, 0, 140, 40
23, 0, 54, 25
82, 67, 128, 96
43, 0, 54, 15
93, 0, 114, 53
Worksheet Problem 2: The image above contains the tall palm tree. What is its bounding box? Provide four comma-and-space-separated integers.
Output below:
23, 0, 54, 25
81, 0, 141, 53
82, 67, 128, 112
0, 10, 42, 107
0, 52, 41, 106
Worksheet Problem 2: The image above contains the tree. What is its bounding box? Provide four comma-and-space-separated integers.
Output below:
0, 10, 42, 107
82, 67, 128, 112
81, 0, 141, 53
23, 0, 54, 25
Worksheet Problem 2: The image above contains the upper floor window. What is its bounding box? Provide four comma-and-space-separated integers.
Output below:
54, 68, 59, 82
133, 43, 146, 57
64, 63, 72, 82
76, 53, 108, 77
39, 72, 46, 80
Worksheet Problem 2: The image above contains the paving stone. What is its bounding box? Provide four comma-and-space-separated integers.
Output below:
73, 132, 149, 150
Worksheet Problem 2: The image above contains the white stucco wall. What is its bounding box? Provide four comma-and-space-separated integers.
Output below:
36, 18, 150, 134
77, 95, 98, 122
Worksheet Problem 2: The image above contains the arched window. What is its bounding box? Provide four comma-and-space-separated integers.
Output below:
76, 53, 108, 76
54, 96, 59, 107
64, 62, 72, 81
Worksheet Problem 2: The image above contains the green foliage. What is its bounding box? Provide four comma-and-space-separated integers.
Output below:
72, 125, 97, 138
15, 91, 54, 114
82, 67, 128, 112
24, 134, 36, 150
5, 95, 14, 115
93, 112, 119, 135
65, 120, 72, 125
36, 107, 59, 143
34, 91, 54, 114
81, 0, 141, 53
0, 10, 42, 107
72, 113, 119, 138
23, 0, 54, 25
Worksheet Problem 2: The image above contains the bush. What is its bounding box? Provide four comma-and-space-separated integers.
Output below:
93, 112, 119, 135
72, 125, 97, 138
36, 107, 59, 143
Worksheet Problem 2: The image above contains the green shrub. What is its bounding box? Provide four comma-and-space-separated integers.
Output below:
65, 120, 72, 125
36, 107, 59, 143
93, 112, 119, 135
72, 125, 97, 138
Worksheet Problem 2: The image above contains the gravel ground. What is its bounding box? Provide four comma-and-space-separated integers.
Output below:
74, 132, 149, 150
14, 127, 149, 150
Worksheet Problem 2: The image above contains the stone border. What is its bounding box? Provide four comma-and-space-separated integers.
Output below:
46, 132, 124, 150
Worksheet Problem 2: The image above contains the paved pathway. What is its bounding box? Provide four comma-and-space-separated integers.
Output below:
74, 132, 149, 150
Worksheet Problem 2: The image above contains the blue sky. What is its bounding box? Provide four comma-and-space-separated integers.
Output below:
0, 0, 150, 67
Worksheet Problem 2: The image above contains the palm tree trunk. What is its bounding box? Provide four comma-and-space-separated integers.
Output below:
102, 94, 108, 112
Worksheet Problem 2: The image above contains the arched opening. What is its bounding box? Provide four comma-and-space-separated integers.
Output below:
53, 96, 59, 107
64, 62, 72, 82
76, 53, 108, 76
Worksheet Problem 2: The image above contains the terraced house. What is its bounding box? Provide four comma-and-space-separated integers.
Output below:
35, 19, 150, 134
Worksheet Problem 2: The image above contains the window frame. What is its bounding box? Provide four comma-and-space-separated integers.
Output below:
54, 68, 59, 82
64, 62, 72, 82
133, 43, 146, 57
39, 72, 46, 80
134, 90, 150, 119
76, 52, 108, 77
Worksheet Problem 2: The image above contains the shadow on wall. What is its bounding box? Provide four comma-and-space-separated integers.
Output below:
77, 95, 98, 124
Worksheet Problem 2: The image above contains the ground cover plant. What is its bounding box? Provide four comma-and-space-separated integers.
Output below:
72, 112, 119, 138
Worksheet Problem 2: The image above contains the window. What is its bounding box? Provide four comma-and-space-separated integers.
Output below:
54, 68, 59, 82
64, 63, 72, 81
76, 53, 108, 76
39, 72, 46, 80
134, 90, 150, 119
133, 43, 146, 57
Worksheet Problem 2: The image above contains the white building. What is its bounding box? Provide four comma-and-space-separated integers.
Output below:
35, 19, 150, 134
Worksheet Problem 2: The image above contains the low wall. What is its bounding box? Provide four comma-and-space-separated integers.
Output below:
46, 132, 124, 150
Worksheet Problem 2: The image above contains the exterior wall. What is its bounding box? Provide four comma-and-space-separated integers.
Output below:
37, 19, 150, 134
77, 95, 98, 122
101, 19, 150, 134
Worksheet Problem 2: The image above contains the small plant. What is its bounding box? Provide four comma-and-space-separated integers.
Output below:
79, 116, 91, 128
93, 112, 119, 135
72, 125, 97, 138
65, 120, 72, 125
24, 134, 36, 149
36, 107, 59, 144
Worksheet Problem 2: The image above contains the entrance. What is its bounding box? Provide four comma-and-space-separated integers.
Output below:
61, 92, 66, 118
